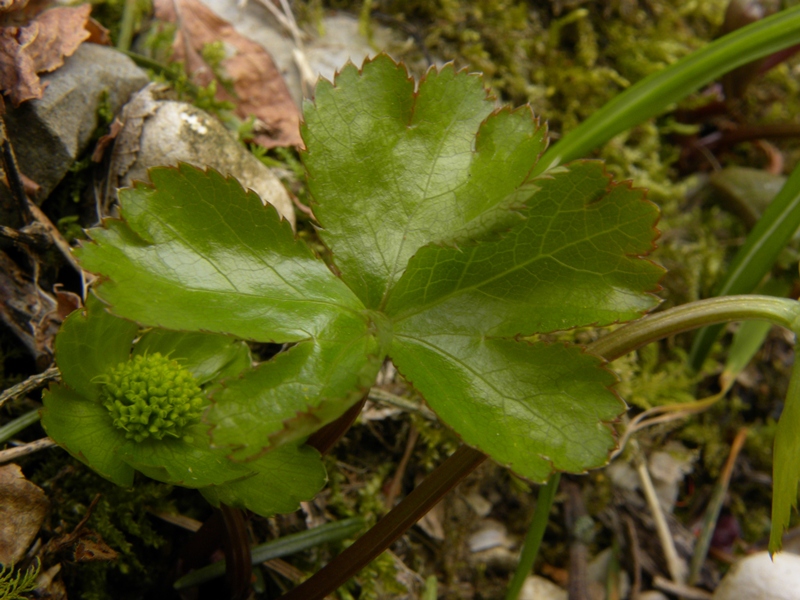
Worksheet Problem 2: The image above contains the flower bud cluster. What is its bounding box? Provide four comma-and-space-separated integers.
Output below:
100, 353, 205, 442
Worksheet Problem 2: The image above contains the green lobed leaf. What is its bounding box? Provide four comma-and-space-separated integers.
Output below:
77, 164, 365, 343
134, 329, 252, 385
389, 336, 622, 481
200, 444, 326, 516
207, 312, 384, 460
117, 422, 254, 488
382, 161, 661, 479
40, 385, 134, 486
303, 55, 548, 309
385, 161, 663, 336
54, 293, 139, 402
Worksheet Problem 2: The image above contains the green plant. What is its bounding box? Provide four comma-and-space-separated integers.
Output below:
41, 294, 325, 516
70, 55, 661, 487
0, 561, 40, 600
43, 4, 800, 597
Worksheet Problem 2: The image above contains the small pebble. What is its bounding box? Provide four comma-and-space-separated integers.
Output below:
712, 551, 800, 600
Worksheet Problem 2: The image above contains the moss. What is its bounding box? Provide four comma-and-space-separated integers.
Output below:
0, 561, 40, 600
614, 345, 703, 410
29, 454, 176, 599
89, 0, 153, 47
322, 457, 405, 597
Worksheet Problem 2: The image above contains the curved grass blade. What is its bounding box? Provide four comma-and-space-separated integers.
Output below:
689, 163, 800, 369
536, 5, 800, 172
173, 517, 365, 590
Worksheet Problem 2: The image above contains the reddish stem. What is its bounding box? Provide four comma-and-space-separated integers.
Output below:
278, 445, 487, 599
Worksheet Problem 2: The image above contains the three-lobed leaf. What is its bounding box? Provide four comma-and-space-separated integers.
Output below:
75, 55, 662, 488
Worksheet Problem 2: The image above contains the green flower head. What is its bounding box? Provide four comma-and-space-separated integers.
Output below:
41, 294, 326, 517
100, 353, 205, 443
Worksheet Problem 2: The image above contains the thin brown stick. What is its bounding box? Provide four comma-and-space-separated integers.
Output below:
634, 443, 686, 584
652, 575, 712, 599
564, 480, 590, 600
0, 437, 57, 463
219, 504, 252, 600
623, 515, 642, 599
0, 367, 60, 409
688, 427, 748, 585
25, 200, 83, 274
384, 425, 418, 509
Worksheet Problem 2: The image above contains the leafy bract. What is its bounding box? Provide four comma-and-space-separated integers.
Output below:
303, 55, 548, 309
134, 329, 252, 385
43, 295, 326, 516
200, 444, 326, 516
42, 384, 135, 487
53, 294, 139, 403
208, 312, 384, 460
78, 164, 363, 343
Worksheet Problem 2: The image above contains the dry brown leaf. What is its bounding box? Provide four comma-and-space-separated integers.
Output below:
0, 0, 29, 14
91, 116, 124, 162
153, 0, 301, 148
85, 17, 111, 45
73, 534, 119, 562
0, 463, 49, 565
0, 4, 92, 106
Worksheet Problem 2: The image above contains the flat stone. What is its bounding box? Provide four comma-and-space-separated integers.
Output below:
3, 43, 150, 203
712, 551, 800, 600
111, 85, 294, 226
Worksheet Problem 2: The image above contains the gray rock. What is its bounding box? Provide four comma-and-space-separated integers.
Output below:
3, 43, 150, 203
110, 84, 294, 227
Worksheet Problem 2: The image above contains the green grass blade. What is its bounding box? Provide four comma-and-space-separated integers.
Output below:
0, 409, 41, 444
173, 517, 365, 590
689, 163, 800, 369
505, 473, 561, 600
536, 5, 800, 172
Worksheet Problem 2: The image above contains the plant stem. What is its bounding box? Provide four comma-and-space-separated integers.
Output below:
505, 473, 561, 600
587, 295, 800, 362
219, 504, 251, 600
278, 445, 487, 600
116, 0, 138, 52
